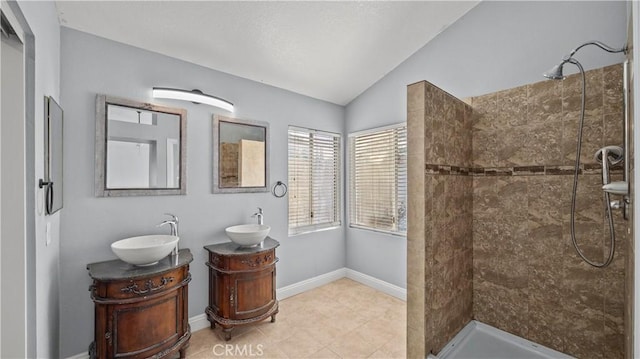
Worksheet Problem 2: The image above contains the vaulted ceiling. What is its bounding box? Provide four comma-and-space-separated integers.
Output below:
55, 1, 479, 105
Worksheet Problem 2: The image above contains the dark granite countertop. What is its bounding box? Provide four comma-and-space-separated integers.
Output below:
204, 237, 279, 255
87, 248, 193, 281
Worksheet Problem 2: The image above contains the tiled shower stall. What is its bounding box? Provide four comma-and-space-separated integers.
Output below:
407, 64, 631, 359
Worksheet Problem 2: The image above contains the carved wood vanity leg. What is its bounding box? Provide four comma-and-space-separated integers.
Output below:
88, 342, 96, 359
179, 347, 186, 359
210, 321, 216, 329
223, 328, 233, 341
271, 314, 276, 323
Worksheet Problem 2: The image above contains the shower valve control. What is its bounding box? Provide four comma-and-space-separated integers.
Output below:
610, 198, 630, 220
610, 200, 622, 210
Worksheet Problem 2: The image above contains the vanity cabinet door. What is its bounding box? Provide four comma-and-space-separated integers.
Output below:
106, 289, 185, 359
231, 266, 276, 320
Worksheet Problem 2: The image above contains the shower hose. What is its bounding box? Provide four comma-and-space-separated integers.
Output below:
570, 59, 615, 268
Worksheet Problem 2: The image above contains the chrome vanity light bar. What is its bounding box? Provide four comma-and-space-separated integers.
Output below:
152, 87, 234, 112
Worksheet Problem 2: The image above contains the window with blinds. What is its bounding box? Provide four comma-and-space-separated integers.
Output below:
288, 126, 341, 235
349, 124, 407, 235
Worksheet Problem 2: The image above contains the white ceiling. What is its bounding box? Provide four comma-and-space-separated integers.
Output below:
55, 1, 478, 105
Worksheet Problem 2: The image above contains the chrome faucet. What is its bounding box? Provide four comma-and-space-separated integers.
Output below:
252, 207, 264, 225
158, 213, 179, 236
158, 213, 179, 257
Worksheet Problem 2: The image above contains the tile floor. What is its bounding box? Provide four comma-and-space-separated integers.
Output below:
184, 278, 407, 358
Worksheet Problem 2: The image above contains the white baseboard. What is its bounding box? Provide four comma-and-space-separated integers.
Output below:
189, 313, 210, 333
66, 267, 404, 359
276, 267, 347, 300
65, 352, 90, 359
345, 268, 407, 301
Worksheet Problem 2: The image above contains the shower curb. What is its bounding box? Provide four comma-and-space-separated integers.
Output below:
432, 320, 575, 359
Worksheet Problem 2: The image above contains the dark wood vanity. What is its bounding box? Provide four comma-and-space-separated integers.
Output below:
87, 249, 192, 359
204, 238, 279, 340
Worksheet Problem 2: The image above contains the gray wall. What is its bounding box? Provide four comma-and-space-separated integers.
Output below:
16, 1, 61, 358
59, 28, 345, 357
344, 1, 628, 289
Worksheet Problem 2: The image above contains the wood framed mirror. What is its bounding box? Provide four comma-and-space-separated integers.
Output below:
95, 95, 187, 197
213, 115, 269, 193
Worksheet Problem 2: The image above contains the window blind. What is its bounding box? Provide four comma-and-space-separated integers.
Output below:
288, 126, 341, 235
349, 124, 407, 235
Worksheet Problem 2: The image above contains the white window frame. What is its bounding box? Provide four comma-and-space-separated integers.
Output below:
288, 126, 341, 236
348, 123, 407, 236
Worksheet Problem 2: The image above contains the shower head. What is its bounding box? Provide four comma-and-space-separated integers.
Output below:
543, 41, 626, 81
543, 63, 566, 80
543, 57, 578, 80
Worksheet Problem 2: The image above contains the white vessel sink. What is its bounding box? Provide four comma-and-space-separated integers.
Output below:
111, 235, 179, 266
225, 224, 270, 247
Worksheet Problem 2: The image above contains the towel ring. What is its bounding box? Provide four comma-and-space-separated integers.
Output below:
272, 181, 288, 198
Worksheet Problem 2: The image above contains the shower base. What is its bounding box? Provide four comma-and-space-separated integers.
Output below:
429, 320, 574, 359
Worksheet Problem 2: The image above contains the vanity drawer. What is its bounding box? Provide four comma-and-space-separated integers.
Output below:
209, 250, 277, 271
94, 266, 188, 300
230, 250, 277, 271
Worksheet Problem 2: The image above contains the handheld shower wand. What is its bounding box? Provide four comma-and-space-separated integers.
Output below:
543, 40, 626, 268
594, 145, 624, 186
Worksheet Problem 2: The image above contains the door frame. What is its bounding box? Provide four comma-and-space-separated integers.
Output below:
0, 1, 36, 357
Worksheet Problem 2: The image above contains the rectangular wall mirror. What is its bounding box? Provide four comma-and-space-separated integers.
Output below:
95, 95, 187, 197
213, 115, 269, 193
43, 96, 63, 214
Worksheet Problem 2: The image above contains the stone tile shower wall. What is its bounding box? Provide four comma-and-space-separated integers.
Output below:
471, 64, 628, 359
407, 81, 473, 357
407, 64, 629, 359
